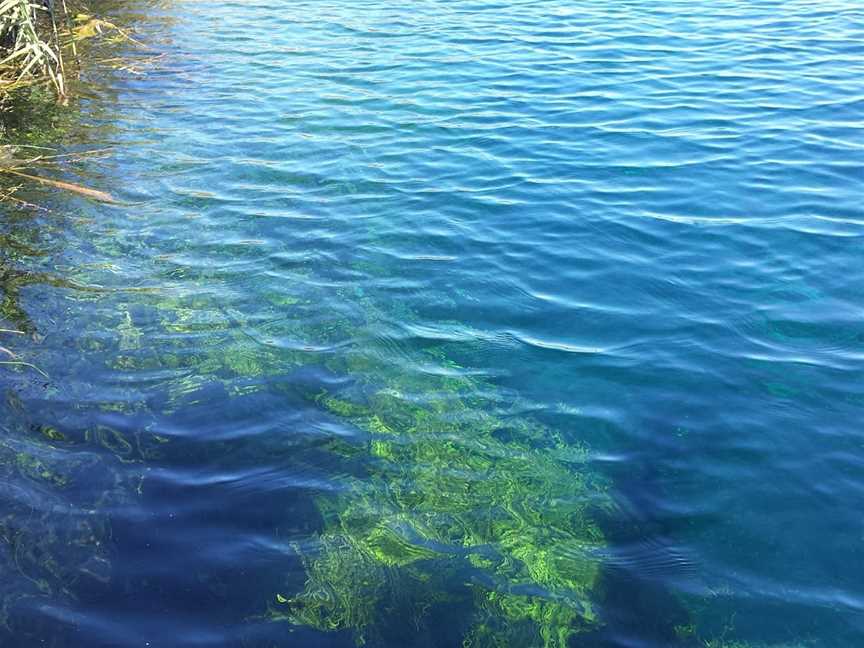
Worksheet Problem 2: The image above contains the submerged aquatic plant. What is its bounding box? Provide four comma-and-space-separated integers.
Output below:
267, 339, 611, 646
290, 406, 604, 645
0, 408, 141, 636
76, 200, 613, 644
95, 268, 610, 646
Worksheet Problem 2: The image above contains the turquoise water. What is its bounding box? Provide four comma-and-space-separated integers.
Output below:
1, 0, 863, 646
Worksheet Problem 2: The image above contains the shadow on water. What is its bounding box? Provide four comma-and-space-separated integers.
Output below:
81, 386, 330, 647
0, 378, 323, 647
582, 462, 698, 648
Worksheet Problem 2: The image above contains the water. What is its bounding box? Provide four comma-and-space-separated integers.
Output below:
1, 0, 863, 646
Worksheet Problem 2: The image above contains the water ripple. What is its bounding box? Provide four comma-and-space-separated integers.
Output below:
2, 0, 863, 645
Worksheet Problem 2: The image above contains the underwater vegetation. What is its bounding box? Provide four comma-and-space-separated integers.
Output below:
81, 246, 610, 647
0, 6, 612, 639
201, 273, 610, 645
672, 616, 813, 648
277, 377, 609, 647
0, 386, 151, 643
0, 113, 819, 648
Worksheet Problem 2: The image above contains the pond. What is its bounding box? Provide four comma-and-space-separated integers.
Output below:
1, 0, 863, 646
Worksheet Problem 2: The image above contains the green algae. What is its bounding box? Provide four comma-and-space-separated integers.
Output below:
9, 196, 807, 648
87, 425, 134, 460
15, 451, 68, 487
241, 258, 609, 644
274, 339, 608, 647
0, 195, 817, 648
674, 602, 816, 648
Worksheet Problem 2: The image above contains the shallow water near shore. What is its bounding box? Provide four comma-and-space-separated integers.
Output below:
1, 0, 863, 646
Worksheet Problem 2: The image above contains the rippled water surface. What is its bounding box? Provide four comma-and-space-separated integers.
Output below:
1, 0, 863, 646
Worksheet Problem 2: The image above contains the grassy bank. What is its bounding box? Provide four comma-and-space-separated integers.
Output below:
0, 1, 133, 203
1, 0, 73, 101
0, 0, 133, 103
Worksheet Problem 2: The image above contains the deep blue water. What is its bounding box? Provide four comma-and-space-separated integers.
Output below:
1, 0, 863, 646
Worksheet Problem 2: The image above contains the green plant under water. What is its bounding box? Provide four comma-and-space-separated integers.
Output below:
211, 271, 613, 647
96, 266, 612, 646
271, 377, 609, 647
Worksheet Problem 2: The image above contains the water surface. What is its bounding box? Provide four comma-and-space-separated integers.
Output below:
1, 0, 863, 646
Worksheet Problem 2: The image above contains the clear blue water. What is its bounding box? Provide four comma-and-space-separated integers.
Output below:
1, 0, 863, 646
